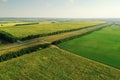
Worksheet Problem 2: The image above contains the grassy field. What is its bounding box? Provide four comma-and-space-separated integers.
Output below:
58, 25, 120, 69
0, 46, 119, 80
0, 21, 104, 39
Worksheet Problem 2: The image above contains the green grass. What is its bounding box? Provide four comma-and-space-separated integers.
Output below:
0, 46, 119, 80
58, 25, 120, 69
0, 21, 104, 39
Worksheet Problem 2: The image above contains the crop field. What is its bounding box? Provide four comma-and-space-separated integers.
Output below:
0, 20, 119, 80
0, 46, 120, 80
58, 25, 120, 69
0, 21, 104, 39
0, 22, 29, 27
1, 0, 120, 79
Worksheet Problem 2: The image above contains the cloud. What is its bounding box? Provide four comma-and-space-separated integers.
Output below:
0, 0, 8, 2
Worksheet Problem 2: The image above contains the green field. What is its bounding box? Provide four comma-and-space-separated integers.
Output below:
0, 21, 104, 39
0, 46, 119, 80
58, 25, 120, 69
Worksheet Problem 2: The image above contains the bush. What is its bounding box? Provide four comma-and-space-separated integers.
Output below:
15, 23, 39, 26
0, 31, 17, 43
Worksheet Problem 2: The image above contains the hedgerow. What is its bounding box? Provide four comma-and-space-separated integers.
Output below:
0, 43, 50, 62
15, 22, 39, 26
0, 31, 17, 43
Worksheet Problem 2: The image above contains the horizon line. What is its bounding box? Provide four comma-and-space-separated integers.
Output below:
1, 17, 120, 19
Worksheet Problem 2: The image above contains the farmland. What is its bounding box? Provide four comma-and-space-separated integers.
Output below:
0, 21, 104, 39
0, 22, 29, 27
0, 20, 120, 80
0, 46, 120, 80
58, 25, 120, 69
0, 23, 109, 58
1, 0, 120, 79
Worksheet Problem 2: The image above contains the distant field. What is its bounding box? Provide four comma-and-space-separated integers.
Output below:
0, 22, 29, 27
59, 25, 120, 69
0, 21, 104, 39
0, 46, 119, 80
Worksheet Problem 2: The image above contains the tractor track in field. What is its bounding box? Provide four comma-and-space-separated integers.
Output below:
0, 23, 111, 52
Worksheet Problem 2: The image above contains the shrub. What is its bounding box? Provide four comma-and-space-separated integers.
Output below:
15, 23, 39, 26
0, 31, 17, 43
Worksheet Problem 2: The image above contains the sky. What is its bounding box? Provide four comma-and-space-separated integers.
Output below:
0, 0, 120, 18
